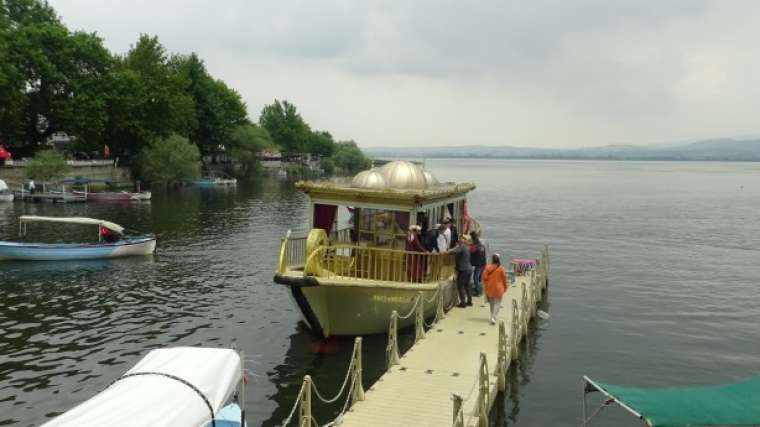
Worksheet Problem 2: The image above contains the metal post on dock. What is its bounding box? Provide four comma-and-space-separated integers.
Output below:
520, 282, 528, 336
435, 283, 445, 323
350, 337, 365, 405
415, 291, 425, 343
386, 310, 400, 369
497, 321, 508, 392
299, 375, 313, 427
452, 394, 464, 427
476, 352, 490, 427
511, 299, 519, 359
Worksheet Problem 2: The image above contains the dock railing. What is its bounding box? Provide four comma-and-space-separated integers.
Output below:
304, 244, 454, 284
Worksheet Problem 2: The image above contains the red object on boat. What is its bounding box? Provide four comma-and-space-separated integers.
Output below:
0, 145, 12, 161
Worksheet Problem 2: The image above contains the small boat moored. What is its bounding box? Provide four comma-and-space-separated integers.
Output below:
41, 347, 248, 427
190, 173, 238, 187
0, 216, 156, 261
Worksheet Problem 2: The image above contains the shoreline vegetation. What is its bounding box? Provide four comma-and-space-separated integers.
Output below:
0, 0, 371, 186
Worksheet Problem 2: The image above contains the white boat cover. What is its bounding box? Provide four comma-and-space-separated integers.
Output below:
19, 215, 125, 233
41, 347, 242, 427
0, 179, 8, 192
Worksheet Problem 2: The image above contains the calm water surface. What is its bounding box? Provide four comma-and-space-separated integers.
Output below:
1, 160, 759, 426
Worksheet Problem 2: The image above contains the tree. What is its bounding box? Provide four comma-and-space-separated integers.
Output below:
332, 140, 371, 174
25, 149, 69, 182
105, 35, 195, 158
137, 134, 200, 185
306, 130, 335, 156
259, 100, 311, 153
1, 0, 114, 152
227, 124, 273, 178
172, 54, 248, 161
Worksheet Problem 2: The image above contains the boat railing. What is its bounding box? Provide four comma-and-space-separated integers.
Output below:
329, 226, 354, 244
279, 232, 308, 274
304, 244, 455, 284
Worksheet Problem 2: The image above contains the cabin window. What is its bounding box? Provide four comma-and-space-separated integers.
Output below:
354, 208, 409, 248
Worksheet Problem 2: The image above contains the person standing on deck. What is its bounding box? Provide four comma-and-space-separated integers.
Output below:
483, 253, 509, 324
469, 231, 486, 297
446, 218, 459, 249
449, 235, 473, 307
405, 225, 428, 282
436, 223, 449, 253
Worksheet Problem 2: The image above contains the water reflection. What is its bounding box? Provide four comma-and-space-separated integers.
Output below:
490, 294, 551, 426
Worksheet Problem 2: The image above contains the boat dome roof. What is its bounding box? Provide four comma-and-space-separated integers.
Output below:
379, 160, 430, 190
351, 169, 387, 189
422, 169, 438, 187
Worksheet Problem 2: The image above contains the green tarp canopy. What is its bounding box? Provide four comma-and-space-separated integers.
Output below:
583, 375, 760, 427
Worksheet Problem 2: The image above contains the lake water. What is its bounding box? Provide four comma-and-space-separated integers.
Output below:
1, 160, 759, 426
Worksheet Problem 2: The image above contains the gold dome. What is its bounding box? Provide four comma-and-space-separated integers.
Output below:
422, 169, 438, 187
351, 169, 387, 189
379, 160, 428, 190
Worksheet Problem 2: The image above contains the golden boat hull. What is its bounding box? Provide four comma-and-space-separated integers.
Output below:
275, 273, 458, 337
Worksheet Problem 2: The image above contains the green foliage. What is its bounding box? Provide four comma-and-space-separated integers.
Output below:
172, 54, 249, 161
320, 157, 335, 175
105, 35, 195, 157
307, 130, 335, 156
137, 134, 200, 185
227, 124, 274, 178
0, 1, 373, 180
259, 100, 311, 153
25, 149, 69, 181
1, 0, 113, 151
332, 140, 372, 174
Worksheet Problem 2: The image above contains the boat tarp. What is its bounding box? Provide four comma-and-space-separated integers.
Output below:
19, 215, 124, 234
41, 347, 242, 427
585, 375, 760, 427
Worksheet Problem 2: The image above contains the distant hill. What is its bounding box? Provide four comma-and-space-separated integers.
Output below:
363, 138, 760, 161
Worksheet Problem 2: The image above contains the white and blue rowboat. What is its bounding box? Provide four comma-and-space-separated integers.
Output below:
0, 216, 156, 261
41, 347, 248, 427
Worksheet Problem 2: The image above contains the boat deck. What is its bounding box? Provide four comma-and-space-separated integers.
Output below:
338, 272, 546, 427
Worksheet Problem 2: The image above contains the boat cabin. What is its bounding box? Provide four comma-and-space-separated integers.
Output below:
298, 161, 477, 250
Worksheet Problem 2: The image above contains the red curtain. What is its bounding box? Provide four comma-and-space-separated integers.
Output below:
313, 204, 337, 233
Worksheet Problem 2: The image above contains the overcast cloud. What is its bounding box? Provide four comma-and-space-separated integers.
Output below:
49, 0, 760, 148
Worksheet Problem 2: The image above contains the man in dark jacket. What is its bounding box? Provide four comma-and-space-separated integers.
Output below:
449, 235, 473, 307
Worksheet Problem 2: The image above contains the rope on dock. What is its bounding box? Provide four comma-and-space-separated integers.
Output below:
278, 380, 306, 426
397, 293, 422, 320
310, 355, 355, 404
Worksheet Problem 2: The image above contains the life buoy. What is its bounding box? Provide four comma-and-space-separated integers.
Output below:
304, 228, 328, 275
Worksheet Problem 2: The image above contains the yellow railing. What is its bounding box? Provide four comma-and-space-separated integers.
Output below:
304, 244, 454, 284
329, 226, 354, 243
279, 234, 307, 274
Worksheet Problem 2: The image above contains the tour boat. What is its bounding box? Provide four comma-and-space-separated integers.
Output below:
0, 179, 12, 202
41, 347, 248, 427
0, 216, 156, 261
274, 160, 480, 337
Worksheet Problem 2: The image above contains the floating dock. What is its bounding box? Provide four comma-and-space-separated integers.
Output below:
281, 246, 550, 427
13, 191, 86, 203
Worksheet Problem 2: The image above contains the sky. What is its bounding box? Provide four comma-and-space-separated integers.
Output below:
49, 0, 760, 148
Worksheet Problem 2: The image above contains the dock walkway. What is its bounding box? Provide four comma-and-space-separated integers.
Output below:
283, 246, 549, 427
